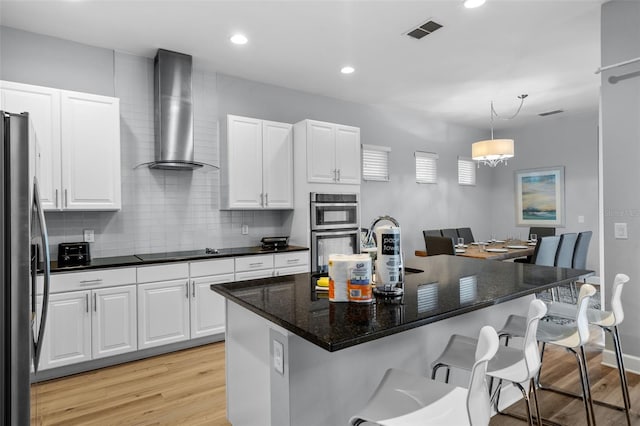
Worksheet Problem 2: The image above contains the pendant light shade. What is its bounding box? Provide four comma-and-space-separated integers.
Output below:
472, 138, 514, 167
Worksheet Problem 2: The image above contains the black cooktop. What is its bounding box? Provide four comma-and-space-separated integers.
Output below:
135, 248, 222, 261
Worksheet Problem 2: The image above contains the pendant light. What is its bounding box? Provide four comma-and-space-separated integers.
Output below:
472, 94, 527, 167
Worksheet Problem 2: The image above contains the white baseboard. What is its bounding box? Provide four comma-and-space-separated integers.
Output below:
602, 348, 640, 375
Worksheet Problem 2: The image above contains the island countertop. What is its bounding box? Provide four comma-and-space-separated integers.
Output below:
212, 255, 592, 352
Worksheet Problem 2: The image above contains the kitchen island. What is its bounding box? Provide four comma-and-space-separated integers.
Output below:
212, 255, 592, 426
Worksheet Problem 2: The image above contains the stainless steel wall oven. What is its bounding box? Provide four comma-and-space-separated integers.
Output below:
310, 192, 359, 274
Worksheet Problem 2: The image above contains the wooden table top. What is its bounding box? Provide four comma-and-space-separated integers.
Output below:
415, 240, 535, 261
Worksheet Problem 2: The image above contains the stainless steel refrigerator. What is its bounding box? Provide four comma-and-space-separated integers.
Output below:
1, 111, 51, 425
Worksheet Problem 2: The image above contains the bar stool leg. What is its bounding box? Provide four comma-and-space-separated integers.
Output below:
572, 347, 595, 426
530, 378, 542, 426
611, 325, 632, 425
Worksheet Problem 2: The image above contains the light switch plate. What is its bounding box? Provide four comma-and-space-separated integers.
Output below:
614, 223, 628, 239
578, 215, 585, 224
83, 229, 95, 243
273, 339, 284, 375
241, 224, 249, 235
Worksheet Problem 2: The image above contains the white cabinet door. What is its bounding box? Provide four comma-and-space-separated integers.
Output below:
190, 273, 234, 338
0, 81, 61, 210
262, 120, 293, 208
92, 285, 137, 359
137, 279, 190, 349
60, 91, 121, 210
39, 291, 91, 370
306, 120, 336, 183
335, 125, 361, 184
227, 115, 263, 208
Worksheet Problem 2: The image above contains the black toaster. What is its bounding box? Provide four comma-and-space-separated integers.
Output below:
58, 242, 91, 267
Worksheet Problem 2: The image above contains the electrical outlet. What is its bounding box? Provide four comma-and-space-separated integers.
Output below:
83, 229, 95, 243
614, 223, 628, 239
241, 224, 249, 235
273, 339, 284, 374
578, 215, 585, 224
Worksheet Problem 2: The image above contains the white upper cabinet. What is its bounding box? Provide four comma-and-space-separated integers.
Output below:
0, 80, 121, 211
224, 115, 293, 209
0, 81, 61, 209
61, 91, 121, 210
300, 119, 361, 184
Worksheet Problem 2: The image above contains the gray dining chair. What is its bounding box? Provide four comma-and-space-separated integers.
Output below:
456, 227, 475, 244
424, 235, 456, 256
423, 229, 443, 237
555, 233, 578, 267
529, 227, 556, 238
572, 231, 593, 269
531, 235, 561, 266
441, 228, 459, 240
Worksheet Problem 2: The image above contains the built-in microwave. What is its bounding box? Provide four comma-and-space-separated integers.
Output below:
310, 192, 359, 230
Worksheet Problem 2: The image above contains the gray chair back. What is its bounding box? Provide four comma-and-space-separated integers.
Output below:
531, 235, 561, 266
529, 227, 556, 238
457, 227, 475, 244
555, 233, 578, 268
423, 229, 442, 237
441, 228, 459, 240
572, 231, 593, 269
424, 235, 456, 256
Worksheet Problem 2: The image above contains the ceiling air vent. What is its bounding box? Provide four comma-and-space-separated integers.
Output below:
538, 109, 564, 117
406, 20, 443, 40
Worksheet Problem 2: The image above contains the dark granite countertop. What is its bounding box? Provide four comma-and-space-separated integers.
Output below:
212, 255, 593, 352
50, 245, 308, 273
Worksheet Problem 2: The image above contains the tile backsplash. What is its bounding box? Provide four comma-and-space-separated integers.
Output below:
45, 52, 288, 259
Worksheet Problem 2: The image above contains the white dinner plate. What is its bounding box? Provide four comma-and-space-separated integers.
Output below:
528, 242, 537, 246
485, 248, 508, 253
506, 245, 529, 249
493, 240, 506, 243
455, 249, 466, 253
456, 244, 469, 249
471, 242, 487, 245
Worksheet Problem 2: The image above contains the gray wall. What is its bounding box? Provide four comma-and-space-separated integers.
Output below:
216, 73, 491, 255
601, 1, 640, 356
489, 112, 600, 272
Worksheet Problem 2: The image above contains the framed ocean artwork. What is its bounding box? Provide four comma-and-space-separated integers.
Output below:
515, 166, 565, 227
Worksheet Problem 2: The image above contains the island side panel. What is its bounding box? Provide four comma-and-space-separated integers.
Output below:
225, 296, 533, 425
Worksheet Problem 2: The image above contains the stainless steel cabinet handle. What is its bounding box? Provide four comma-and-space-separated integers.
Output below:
85, 294, 89, 313
265, 193, 268, 206
337, 169, 341, 181
64, 189, 68, 208
55, 189, 59, 208
80, 278, 103, 285
249, 262, 263, 267
333, 169, 337, 181
186, 281, 189, 299
192, 281, 196, 298
286, 259, 299, 263
260, 193, 264, 207
93, 293, 97, 312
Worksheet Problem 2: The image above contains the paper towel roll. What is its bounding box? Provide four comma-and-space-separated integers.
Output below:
329, 254, 372, 302
375, 226, 401, 286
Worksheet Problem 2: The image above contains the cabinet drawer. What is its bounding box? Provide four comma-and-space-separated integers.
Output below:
274, 251, 309, 268
49, 267, 136, 293
235, 269, 274, 282
274, 265, 309, 276
235, 255, 274, 272
137, 263, 189, 283
189, 258, 235, 278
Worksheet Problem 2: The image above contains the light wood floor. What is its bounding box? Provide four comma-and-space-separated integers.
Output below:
31, 341, 640, 425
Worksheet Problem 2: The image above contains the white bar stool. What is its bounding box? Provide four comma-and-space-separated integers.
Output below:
544, 273, 631, 425
499, 284, 598, 426
430, 299, 547, 425
350, 326, 499, 426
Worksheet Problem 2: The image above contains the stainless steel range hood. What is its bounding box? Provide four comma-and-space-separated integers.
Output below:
147, 49, 216, 170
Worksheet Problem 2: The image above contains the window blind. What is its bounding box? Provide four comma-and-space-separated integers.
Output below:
415, 151, 438, 184
458, 157, 476, 186
362, 144, 391, 181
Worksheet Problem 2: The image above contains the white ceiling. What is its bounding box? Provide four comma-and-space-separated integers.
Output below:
0, 0, 603, 129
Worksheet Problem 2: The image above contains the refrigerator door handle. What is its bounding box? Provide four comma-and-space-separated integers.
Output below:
31, 178, 51, 373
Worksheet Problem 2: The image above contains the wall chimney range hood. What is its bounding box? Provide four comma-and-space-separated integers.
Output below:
144, 49, 217, 171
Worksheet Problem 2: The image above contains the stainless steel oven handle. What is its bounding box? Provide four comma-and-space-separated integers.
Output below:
310, 203, 359, 207
312, 229, 359, 237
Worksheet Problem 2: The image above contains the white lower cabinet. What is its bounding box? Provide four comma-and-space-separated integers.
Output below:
137, 279, 190, 350
39, 285, 139, 370
40, 291, 92, 370
189, 258, 235, 338
92, 285, 137, 359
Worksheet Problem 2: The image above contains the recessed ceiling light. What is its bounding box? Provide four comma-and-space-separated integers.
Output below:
463, 0, 486, 8
341, 66, 355, 74
230, 34, 248, 45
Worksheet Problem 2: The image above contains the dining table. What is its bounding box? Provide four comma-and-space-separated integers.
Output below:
415, 239, 536, 261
